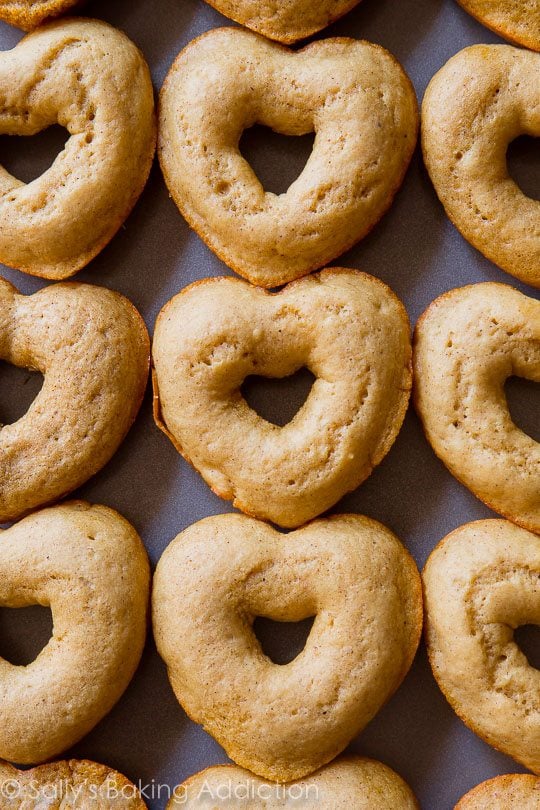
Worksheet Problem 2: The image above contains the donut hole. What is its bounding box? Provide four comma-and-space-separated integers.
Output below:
241, 367, 315, 427
507, 136, 540, 201
505, 376, 540, 442
239, 125, 315, 195
515, 625, 540, 670
0, 125, 69, 184
253, 615, 315, 665
0, 605, 53, 666
0, 361, 44, 427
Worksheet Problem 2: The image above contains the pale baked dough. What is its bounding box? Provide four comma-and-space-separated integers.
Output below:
152, 269, 411, 528
0, 758, 147, 808
0, 18, 156, 279
153, 513, 423, 782
414, 282, 540, 534
0, 276, 149, 523
0, 502, 150, 764
455, 0, 540, 51
422, 45, 540, 287
424, 519, 540, 774
159, 28, 418, 287
456, 774, 540, 809
168, 757, 419, 808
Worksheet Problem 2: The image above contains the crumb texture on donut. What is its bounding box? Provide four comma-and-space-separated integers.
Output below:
455, 0, 540, 51
0, 277, 149, 523
0, 758, 147, 808
414, 282, 540, 533
424, 519, 540, 774
152, 269, 411, 528
201, 0, 363, 43
0, 0, 80, 29
0, 502, 150, 764
158, 28, 418, 287
0, 18, 156, 279
422, 45, 540, 287
153, 513, 423, 782
168, 757, 419, 808
456, 774, 540, 809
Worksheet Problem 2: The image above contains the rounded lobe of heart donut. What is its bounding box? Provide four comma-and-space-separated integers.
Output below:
424, 519, 540, 774
152, 268, 411, 528
454, 0, 540, 52
0, 502, 150, 765
152, 513, 423, 782
168, 757, 419, 808
455, 774, 540, 809
158, 28, 418, 288
422, 45, 540, 287
414, 282, 540, 533
0, 18, 156, 279
201, 0, 363, 43
0, 276, 149, 523
0, 758, 147, 807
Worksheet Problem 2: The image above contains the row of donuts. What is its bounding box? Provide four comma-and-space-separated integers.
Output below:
1, 18, 538, 290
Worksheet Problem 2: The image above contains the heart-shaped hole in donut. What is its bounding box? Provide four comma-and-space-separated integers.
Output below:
0, 125, 70, 185
0, 361, 43, 427
505, 376, 540, 443
507, 136, 540, 202
515, 625, 540, 671
0, 605, 53, 666
241, 367, 316, 427
253, 615, 315, 665
239, 125, 316, 196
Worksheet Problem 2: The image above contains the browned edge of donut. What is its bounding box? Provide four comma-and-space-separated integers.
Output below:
454, 0, 540, 53
455, 773, 540, 808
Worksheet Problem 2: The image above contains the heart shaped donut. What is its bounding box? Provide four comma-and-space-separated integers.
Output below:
414, 283, 540, 534
422, 45, 540, 287
0, 276, 149, 523
168, 757, 419, 808
424, 519, 540, 774
0, 0, 79, 29
158, 28, 418, 288
0, 19, 156, 279
0, 758, 146, 807
454, 1, 540, 52
152, 513, 423, 782
0, 502, 149, 764
456, 775, 540, 809
152, 269, 411, 528
201, 0, 363, 43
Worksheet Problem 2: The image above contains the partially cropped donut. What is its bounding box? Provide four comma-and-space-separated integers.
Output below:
414, 282, 540, 533
424, 519, 540, 774
0, 0, 80, 29
168, 757, 419, 808
159, 27, 418, 287
456, 775, 540, 809
422, 45, 540, 287
152, 269, 411, 528
0, 276, 149, 523
0, 19, 156, 279
0, 502, 149, 764
454, 0, 540, 52
0, 758, 147, 807
153, 513, 422, 782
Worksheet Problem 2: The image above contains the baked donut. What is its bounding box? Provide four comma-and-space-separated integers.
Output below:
454, 1, 540, 52
159, 28, 418, 288
414, 282, 540, 534
200, 0, 363, 44
0, 276, 149, 523
0, 0, 80, 29
168, 757, 419, 808
152, 513, 423, 782
422, 45, 540, 288
456, 775, 540, 809
0, 19, 156, 279
0, 758, 146, 807
0, 502, 150, 764
423, 519, 540, 774
152, 269, 411, 528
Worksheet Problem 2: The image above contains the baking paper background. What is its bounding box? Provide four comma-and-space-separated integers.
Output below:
0, 0, 539, 806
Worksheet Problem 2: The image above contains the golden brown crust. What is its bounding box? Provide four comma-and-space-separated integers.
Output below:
455, 774, 540, 809
153, 513, 422, 782
158, 28, 418, 288
0, 18, 156, 280
0, 0, 80, 29
455, 0, 540, 52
